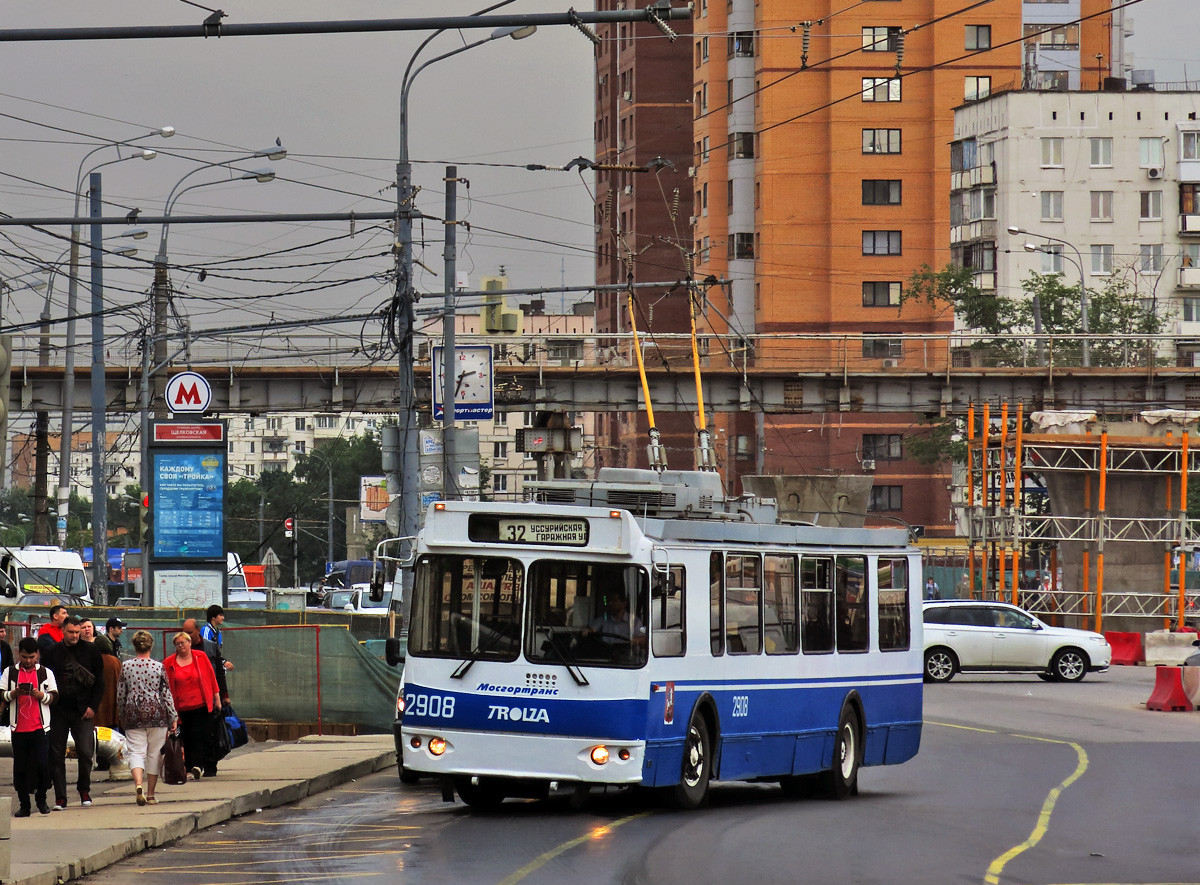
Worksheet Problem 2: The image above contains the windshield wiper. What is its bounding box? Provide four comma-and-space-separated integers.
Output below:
542, 632, 589, 686
450, 624, 509, 680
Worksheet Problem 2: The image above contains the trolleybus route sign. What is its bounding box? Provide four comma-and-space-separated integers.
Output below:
496, 518, 588, 545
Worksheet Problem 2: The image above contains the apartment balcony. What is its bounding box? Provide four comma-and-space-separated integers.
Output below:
1179, 215, 1200, 236
950, 165, 994, 192
950, 220, 996, 244
1179, 266, 1200, 289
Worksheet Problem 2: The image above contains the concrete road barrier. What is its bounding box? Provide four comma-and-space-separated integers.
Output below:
1144, 631, 1197, 666
1104, 631, 1145, 665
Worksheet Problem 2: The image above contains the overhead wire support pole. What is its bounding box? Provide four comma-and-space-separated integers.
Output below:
0, 7, 693, 43
88, 173, 108, 602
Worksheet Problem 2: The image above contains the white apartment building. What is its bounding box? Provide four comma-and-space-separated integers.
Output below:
951, 87, 1200, 360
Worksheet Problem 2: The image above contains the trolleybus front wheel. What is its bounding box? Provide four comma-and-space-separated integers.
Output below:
455, 776, 507, 811
821, 706, 861, 800
667, 715, 712, 810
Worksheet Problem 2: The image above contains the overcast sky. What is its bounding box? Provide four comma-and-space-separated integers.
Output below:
0, 0, 1195, 352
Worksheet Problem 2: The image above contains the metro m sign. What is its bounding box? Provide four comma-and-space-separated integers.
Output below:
165, 371, 212, 414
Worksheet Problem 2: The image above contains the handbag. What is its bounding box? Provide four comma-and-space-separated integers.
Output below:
212, 706, 232, 761
223, 703, 249, 750
161, 730, 188, 785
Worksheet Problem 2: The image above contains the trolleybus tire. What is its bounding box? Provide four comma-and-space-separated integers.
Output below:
1050, 647, 1089, 682
455, 776, 507, 811
821, 705, 861, 800
667, 715, 712, 810
398, 760, 420, 785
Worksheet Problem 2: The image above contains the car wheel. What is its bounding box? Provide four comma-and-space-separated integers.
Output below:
455, 776, 507, 810
821, 705, 862, 800
1050, 647, 1088, 682
666, 715, 712, 810
924, 648, 957, 683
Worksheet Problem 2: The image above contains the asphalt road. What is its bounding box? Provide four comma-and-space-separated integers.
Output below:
86, 666, 1199, 885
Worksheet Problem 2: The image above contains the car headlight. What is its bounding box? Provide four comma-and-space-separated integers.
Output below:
1088, 636, 1106, 644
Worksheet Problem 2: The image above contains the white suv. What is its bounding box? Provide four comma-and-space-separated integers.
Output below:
923, 601, 1112, 683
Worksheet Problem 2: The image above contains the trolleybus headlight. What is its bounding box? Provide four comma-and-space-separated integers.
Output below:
590, 745, 610, 765
618, 748, 631, 761
409, 737, 422, 749
429, 737, 447, 756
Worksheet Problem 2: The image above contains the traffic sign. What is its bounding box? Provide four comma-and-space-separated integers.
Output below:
165, 371, 212, 414
284, 517, 294, 538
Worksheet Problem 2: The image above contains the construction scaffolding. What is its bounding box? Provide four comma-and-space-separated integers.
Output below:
963, 405, 1200, 631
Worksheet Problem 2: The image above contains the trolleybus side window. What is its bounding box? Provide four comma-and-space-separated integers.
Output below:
725, 554, 762, 654
525, 561, 649, 668
709, 552, 724, 656
801, 557, 834, 654
408, 555, 523, 661
836, 555, 869, 653
764, 553, 799, 654
651, 565, 686, 657
877, 557, 910, 651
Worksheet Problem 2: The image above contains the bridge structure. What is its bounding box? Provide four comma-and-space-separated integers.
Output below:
6, 329, 1200, 417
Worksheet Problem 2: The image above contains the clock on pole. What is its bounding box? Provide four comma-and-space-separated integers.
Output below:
432, 344, 494, 420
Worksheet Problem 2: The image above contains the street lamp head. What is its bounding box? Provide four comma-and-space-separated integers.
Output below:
1023, 242, 1038, 252
493, 24, 537, 40
255, 145, 288, 162
124, 227, 149, 240
112, 245, 137, 258
241, 168, 276, 184
139, 149, 157, 161
1007, 225, 1022, 235
156, 126, 176, 138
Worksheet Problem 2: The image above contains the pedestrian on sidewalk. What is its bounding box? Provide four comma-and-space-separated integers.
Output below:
200, 605, 234, 700
1, 637, 57, 816
117, 631, 177, 806
163, 633, 220, 782
43, 616, 105, 810
0, 624, 14, 674
37, 606, 68, 656
93, 618, 126, 659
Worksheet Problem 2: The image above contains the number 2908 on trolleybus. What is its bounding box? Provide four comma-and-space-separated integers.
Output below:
399, 468, 923, 810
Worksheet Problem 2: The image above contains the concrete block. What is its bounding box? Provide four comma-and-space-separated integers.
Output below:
1145, 631, 1197, 666
0, 795, 11, 839
306, 758, 376, 796
230, 789, 271, 817
147, 814, 199, 847
195, 800, 235, 829
267, 781, 308, 806
8, 862, 60, 885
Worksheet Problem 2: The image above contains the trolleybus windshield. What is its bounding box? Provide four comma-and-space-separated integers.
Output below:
409, 555, 524, 661
525, 561, 649, 668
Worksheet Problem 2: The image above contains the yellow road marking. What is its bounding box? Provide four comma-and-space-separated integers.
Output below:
927, 720, 1001, 735
134, 874, 381, 883
497, 812, 650, 885
130, 851, 400, 872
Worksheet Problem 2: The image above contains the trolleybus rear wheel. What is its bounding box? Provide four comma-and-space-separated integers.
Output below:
822, 706, 861, 800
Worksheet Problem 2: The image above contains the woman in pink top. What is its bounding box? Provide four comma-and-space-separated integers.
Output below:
163, 633, 220, 782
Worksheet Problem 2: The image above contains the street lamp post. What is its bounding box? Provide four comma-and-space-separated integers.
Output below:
60, 129, 171, 547
1009, 226, 1090, 367
294, 445, 334, 566
141, 160, 281, 502
393, 22, 536, 594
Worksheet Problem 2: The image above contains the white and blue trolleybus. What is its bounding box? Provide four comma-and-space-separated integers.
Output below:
398, 467, 923, 809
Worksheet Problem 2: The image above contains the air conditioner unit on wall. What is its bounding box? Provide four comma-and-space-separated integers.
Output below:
1147, 166, 1163, 179
861, 459, 876, 472
882, 358, 901, 368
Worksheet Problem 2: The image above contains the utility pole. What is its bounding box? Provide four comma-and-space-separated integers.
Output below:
442, 166, 458, 497
88, 173, 107, 601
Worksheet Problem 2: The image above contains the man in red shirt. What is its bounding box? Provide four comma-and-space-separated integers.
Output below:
36, 605, 69, 655
2, 637, 58, 815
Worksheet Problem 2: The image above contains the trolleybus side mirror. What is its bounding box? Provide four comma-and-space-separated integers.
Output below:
385, 636, 405, 667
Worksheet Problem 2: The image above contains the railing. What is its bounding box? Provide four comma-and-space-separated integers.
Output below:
9, 330, 1197, 375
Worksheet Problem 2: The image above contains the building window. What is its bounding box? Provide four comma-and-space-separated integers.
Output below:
1184, 244, 1200, 268
294, 417, 307, 431
1140, 190, 1163, 220
493, 473, 508, 493
1141, 244, 1164, 273
1181, 183, 1200, 215
266, 417, 282, 431
863, 128, 901, 154
247, 441, 255, 454
862, 281, 902, 307
701, 182, 708, 215
1091, 244, 1114, 275
729, 32, 755, 56
493, 410, 507, 425
862, 179, 902, 205
1140, 137, 1165, 168
1184, 132, 1200, 161
493, 441, 507, 459
862, 26, 901, 51
1041, 244, 1064, 274
862, 230, 902, 255
868, 486, 903, 511
316, 415, 337, 429
245, 465, 256, 477
964, 76, 990, 102
1090, 190, 1114, 222
731, 131, 755, 159
294, 440, 306, 454
862, 77, 901, 102
862, 335, 902, 359
729, 232, 755, 259
1089, 137, 1113, 167
1183, 297, 1200, 322
964, 24, 991, 49
1041, 190, 1064, 221
1041, 137, 1064, 167
1023, 22, 1079, 49
863, 434, 902, 460
951, 138, 977, 172
243, 418, 254, 431
701, 35, 709, 61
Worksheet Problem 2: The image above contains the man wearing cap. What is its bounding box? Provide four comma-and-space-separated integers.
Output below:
93, 618, 126, 659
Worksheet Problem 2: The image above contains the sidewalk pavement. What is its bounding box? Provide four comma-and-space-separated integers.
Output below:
1, 734, 397, 885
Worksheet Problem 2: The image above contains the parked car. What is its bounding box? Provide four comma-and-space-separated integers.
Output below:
923, 600, 1112, 683
331, 588, 392, 614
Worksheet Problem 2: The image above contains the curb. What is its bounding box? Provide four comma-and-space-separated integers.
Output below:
7, 746, 397, 885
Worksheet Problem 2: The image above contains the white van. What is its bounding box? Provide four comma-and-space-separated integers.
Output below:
0, 546, 91, 603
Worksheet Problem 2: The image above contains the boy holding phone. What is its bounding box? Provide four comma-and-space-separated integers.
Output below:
2, 637, 58, 815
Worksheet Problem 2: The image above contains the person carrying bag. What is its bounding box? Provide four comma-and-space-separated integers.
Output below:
160, 730, 188, 786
